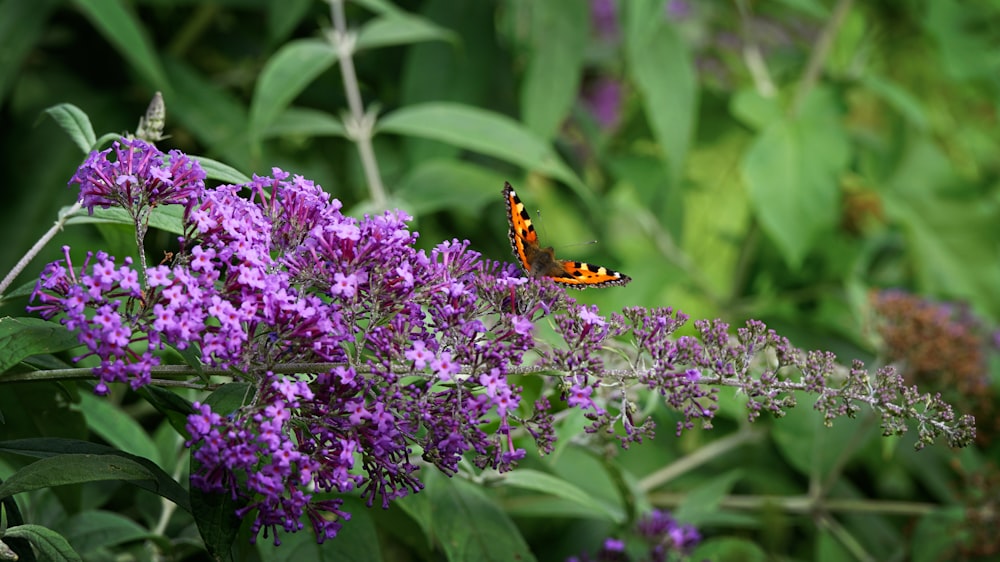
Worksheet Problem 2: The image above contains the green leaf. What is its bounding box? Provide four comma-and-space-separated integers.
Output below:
267, 0, 313, 43
680, 132, 752, 302
910, 507, 965, 562
0, 453, 150, 496
0, 0, 58, 107
923, 0, 1000, 80
741, 87, 849, 268
257, 497, 383, 561
730, 89, 783, 131
72, 0, 168, 90
774, 0, 829, 18
193, 156, 252, 185
692, 537, 767, 562
883, 138, 1000, 309
162, 57, 252, 171
66, 204, 186, 236
356, 14, 457, 51
770, 392, 874, 480
3, 524, 82, 562
262, 107, 347, 140
44, 104, 98, 154
204, 382, 254, 415
500, 468, 624, 523
625, 0, 699, 184
136, 385, 195, 438
0, 438, 191, 511
860, 75, 928, 130
62, 510, 153, 554
94, 132, 124, 150
190, 484, 245, 562
249, 39, 338, 141
77, 393, 161, 466
425, 472, 535, 562
377, 102, 583, 193
350, 0, 404, 16
395, 160, 508, 216
519, 0, 588, 140
674, 470, 742, 525
0, 318, 80, 373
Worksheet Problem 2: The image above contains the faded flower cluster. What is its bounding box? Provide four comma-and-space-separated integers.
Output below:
28, 138, 976, 546
570, 508, 701, 562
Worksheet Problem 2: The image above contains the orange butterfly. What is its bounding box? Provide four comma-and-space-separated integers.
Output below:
503, 182, 631, 289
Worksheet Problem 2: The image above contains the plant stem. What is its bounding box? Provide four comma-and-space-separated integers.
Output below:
0, 201, 82, 297
328, 0, 387, 208
792, 0, 855, 115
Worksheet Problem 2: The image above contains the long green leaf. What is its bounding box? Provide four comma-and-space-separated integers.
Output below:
3, 524, 82, 562
395, 159, 508, 215
501, 468, 624, 523
162, 57, 252, 170
625, 0, 699, 185
77, 393, 162, 466
0, 318, 79, 373
356, 14, 457, 51
377, 102, 583, 193
72, 0, 168, 90
741, 88, 848, 268
263, 107, 347, 140
249, 39, 338, 141
425, 471, 535, 562
44, 104, 97, 154
0, 0, 58, 107
0, 439, 191, 511
520, 0, 588, 140
62, 510, 154, 554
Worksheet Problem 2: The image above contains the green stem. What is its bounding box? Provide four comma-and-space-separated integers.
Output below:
328, 0, 387, 208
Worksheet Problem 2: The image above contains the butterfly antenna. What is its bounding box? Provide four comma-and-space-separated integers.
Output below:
533, 208, 550, 241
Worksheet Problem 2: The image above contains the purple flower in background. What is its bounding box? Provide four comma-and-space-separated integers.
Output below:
591, 0, 619, 41
572, 508, 701, 561
636, 509, 701, 554
582, 77, 624, 131
603, 538, 625, 552
665, 0, 692, 21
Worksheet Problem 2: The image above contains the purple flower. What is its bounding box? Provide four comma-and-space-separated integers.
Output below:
665, 0, 692, 21
602, 538, 625, 552
431, 351, 461, 381
582, 77, 624, 131
591, 0, 619, 41
69, 138, 205, 222
575, 508, 701, 561
405, 340, 433, 369
330, 271, 358, 298
32, 142, 979, 550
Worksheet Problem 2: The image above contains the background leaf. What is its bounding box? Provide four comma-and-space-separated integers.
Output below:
519, 0, 588, 140
741, 88, 849, 268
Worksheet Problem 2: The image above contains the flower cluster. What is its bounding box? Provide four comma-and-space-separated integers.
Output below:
870, 289, 995, 443
556, 306, 976, 453
29, 139, 978, 548
569, 508, 701, 562
69, 137, 204, 239
31, 139, 548, 544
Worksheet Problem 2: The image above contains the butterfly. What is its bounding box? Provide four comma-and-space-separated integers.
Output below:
503, 182, 631, 289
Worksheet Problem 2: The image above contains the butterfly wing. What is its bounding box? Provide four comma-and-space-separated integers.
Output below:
550, 260, 631, 289
503, 182, 539, 274
503, 182, 632, 289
